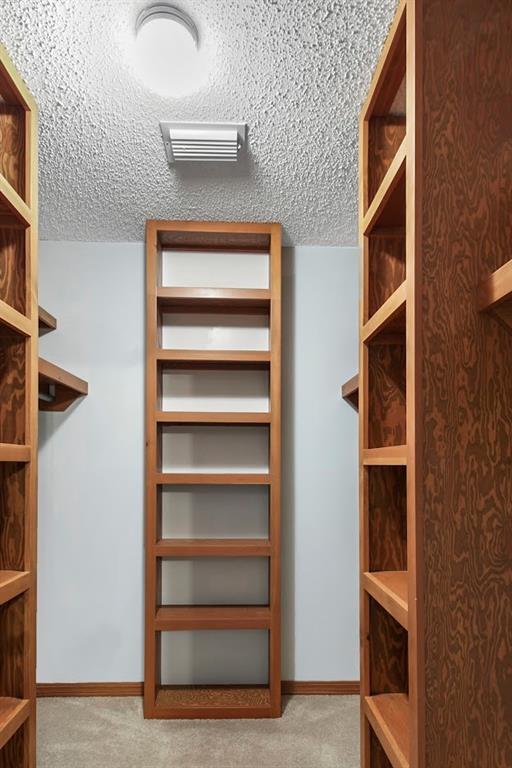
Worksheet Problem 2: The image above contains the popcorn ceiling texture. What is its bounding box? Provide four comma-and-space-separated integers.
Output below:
0, 0, 398, 245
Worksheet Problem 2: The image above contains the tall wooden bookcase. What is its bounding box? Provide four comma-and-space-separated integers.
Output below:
0, 45, 38, 768
144, 220, 281, 719
359, 1, 512, 767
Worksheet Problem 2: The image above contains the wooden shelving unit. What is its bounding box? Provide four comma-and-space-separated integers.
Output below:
359, 2, 512, 767
0, 42, 38, 768
145, 220, 281, 719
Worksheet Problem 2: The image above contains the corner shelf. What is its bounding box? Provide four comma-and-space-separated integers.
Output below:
38, 358, 88, 412
38, 306, 57, 336
364, 693, 410, 768
476, 259, 512, 330
362, 571, 408, 630
341, 374, 359, 410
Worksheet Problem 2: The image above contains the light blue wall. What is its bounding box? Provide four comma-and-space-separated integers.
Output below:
37, 241, 359, 683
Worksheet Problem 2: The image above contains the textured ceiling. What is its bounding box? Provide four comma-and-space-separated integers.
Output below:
0, 0, 398, 245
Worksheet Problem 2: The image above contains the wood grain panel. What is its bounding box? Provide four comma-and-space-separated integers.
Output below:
0, 595, 25, 699
0, 463, 25, 571
369, 600, 408, 697
0, 106, 25, 200
0, 229, 25, 316
0, 724, 25, 768
368, 343, 406, 448
368, 118, 407, 204
0, 338, 25, 444
419, 1, 512, 766
368, 467, 407, 572
368, 235, 406, 318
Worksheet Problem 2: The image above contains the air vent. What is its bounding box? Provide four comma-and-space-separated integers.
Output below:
160, 121, 247, 163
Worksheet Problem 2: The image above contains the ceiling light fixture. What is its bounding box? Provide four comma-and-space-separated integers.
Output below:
134, 4, 204, 97
160, 121, 247, 163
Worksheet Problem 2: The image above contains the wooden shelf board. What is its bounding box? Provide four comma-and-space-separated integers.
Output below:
0, 571, 30, 607
362, 282, 406, 343
363, 139, 406, 235
157, 350, 271, 367
155, 538, 272, 557
476, 260, 512, 330
0, 299, 31, 338
0, 443, 30, 463
363, 571, 408, 630
364, 693, 410, 768
156, 472, 271, 486
341, 374, 359, 411
157, 287, 271, 313
0, 172, 31, 226
156, 411, 271, 425
38, 357, 88, 412
362, 446, 407, 466
155, 605, 271, 631
38, 306, 57, 336
0, 697, 30, 752
154, 685, 273, 719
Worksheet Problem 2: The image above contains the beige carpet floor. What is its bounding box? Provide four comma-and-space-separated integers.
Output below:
38, 695, 360, 768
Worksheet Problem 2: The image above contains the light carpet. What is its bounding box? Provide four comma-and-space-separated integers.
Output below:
38, 695, 360, 768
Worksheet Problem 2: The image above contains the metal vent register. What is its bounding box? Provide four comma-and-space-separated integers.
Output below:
160, 121, 247, 163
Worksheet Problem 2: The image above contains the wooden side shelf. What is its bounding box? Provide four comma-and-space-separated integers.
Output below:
476, 259, 512, 330
157, 350, 271, 366
363, 139, 406, 236
38, 357, 88, 412
38, 306, 57, 336
362, 446, 407, 466
341, 374, 359, 410
0, 698, 31, 752
362, 282, 406, 343
364, 694, 410, 768
0, 444, 31, 463
362, 571, 408, 630
0, 571, 30, 608
155, 538, 271, 557
155, 606, 271, 631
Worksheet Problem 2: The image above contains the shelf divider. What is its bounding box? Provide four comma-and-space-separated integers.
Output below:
155, 605, 271, 631
362, 571, 408, 629
0, 571, 30, 608
156, 472, 271, 486
156, 411, 271, 425
476, 259, 512, 330
0, 698, 31, 752
155, 538, 272, 558
362, 446, 407, 466
362, 282, 406, 343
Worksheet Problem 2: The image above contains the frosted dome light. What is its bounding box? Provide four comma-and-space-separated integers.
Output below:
134, 5, 203, 97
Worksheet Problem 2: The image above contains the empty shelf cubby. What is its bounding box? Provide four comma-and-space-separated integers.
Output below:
159, 557, 269, 606
367, 233, 405, 319
0, 98, 26, 202
160, 367, 270, 414
0, 228, 26, 315
368, 466, 407, 572
367, 339, 406, 449
0, 334, 26, 445
369, 599, 408, 697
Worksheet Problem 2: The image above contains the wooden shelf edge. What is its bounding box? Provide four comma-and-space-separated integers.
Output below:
0, 173, 31, 226
362, 446, 407, 466
362, 571, 408, 630
156, 350, 271, 364
341, 374, 359, 411
38, 306, 57, 336
0, 697, 30, 752
157, 287, 271, 309
38, 358, 88, 412
155, 605, 271, 631
154, 538, 272, 557
156, 472, 272, 486
364, 693, 410, 768
0, 571, 30, 607
363, 138, 406, 236
0, 444, 31, 463
0, 300, 31, 337
156, 411, 271, 425
362, 282, 406, 343
476, 260, 512, 334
